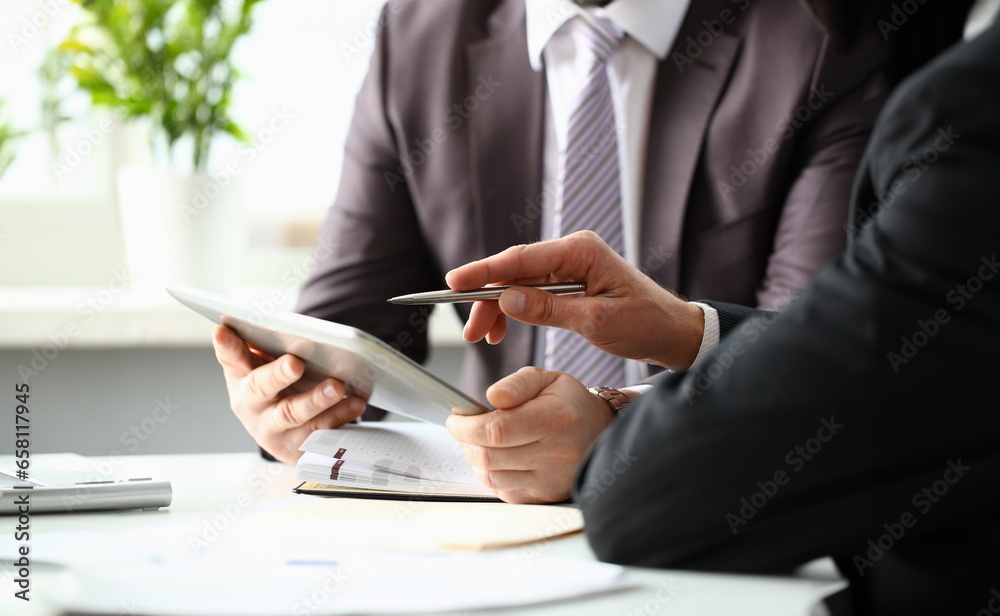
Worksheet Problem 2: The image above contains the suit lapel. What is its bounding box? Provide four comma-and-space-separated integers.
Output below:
467, 0, 546, 258
465, 0, 546, 377
641, 1, 742, 290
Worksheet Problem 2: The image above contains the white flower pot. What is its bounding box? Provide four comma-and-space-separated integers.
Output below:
117, 165, 245, 293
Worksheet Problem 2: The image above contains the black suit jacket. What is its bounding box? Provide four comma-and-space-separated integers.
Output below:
575, 19, 1000, 615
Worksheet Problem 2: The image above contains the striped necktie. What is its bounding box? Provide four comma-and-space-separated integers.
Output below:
545, 14, 626, 388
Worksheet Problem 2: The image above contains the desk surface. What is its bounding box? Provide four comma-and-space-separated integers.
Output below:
0, 453, 844, 616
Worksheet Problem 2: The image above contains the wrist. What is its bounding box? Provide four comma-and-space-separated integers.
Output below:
588, 386, 638, 418
651, 301, 705, 368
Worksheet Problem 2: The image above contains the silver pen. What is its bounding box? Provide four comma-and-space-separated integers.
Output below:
388, 282, 586, 305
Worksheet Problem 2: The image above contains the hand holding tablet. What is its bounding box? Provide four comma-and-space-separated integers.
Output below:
167, 284, 490, 464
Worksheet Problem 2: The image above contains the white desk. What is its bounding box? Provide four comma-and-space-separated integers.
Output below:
0, 453, 845, 615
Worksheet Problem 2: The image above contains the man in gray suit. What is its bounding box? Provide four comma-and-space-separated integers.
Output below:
214, 0, 892, 464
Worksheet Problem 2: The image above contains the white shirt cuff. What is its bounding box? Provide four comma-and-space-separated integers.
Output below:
621, 383, 654, 395
689, 302, 720, 368
619, 302, 720, 395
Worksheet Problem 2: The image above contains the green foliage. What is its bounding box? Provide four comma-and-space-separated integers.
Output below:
57, 0, 262, 171
0, 98, 23, 180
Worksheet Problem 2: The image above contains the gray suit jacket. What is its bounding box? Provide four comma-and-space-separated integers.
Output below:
296, 0, 889, 404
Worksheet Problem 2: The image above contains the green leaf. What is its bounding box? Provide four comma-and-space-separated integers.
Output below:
52, 0, 266, 170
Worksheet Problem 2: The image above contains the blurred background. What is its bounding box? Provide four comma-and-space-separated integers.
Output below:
0, 0, 465, 456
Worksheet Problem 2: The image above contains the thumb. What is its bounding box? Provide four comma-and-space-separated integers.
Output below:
498, 286, 587, 331
486, 366, 562, 409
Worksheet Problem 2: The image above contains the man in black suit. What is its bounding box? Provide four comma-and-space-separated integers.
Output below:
445, 16, 1000, 613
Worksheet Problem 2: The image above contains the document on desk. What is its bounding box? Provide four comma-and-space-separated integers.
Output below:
294, 422, 500, 501
35, 542, 631, 615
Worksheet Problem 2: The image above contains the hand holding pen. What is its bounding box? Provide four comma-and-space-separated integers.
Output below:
388, 282, 587, 305
435, 231, 706, 369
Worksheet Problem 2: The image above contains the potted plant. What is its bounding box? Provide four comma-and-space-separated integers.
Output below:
56, 0, 263, 291
0, 98, 22, 181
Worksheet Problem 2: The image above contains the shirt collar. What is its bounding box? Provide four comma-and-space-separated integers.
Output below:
525, 0, 691, 71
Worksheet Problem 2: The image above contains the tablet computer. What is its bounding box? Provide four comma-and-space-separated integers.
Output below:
166, 284, 490, 426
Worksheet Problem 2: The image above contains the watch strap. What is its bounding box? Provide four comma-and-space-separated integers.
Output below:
588, 386, 630, 418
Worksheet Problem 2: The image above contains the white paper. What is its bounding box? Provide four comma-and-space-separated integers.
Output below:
48, 545, 628, 615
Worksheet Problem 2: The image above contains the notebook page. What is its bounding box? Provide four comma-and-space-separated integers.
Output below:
296, 452, 494, 496
300, 423, 479, 485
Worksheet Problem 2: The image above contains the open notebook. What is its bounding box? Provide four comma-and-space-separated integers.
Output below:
294, 423, 500, 502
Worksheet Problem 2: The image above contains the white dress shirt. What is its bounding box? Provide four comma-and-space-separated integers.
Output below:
966, 0, 1000, 39
525, 0, 695, 384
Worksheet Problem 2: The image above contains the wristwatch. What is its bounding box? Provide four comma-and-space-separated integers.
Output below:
588, 386, 631, 418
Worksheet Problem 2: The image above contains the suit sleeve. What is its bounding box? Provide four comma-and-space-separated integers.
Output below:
698, 300, 766, 338
576, 32, 1000, 609
755, 70, 887, 310
293, 6, 442, 421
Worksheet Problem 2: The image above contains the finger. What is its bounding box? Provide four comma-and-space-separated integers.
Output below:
475, 468, 560, 504
447, 405, 547, 450
240, 354, 306, 409
257, 395, 366, 465
458, 441, 555, 472
463, 301, 505, 343
445, 231, 610, 290
498, 285, 610, 336
485, 366, 562, 409
470, 465, 533, 492
213, 325, 262, 379
485, 312, 507, 345
247, 345, 275, 364
302, 396, 367, 431
270, 377, 349, 429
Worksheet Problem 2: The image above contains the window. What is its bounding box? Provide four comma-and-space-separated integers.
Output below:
0, 0, 388, 288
